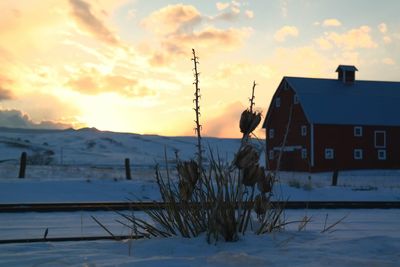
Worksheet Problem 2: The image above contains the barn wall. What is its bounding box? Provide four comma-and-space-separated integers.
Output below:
264, 80, 311, 172
313, 124, 400, 171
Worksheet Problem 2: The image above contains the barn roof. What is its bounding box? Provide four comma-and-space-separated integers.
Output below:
285, 77, 400, 126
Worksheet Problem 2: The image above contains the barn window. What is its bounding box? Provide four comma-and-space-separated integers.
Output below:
353, 149, 363, 160
301, 125, 307, 136
374, 131, 386, 148
269, 150, 274, 160
324, 148, 334, 159
294, 94, 299, 104
275, 97, 281, 108
378, 149, 386, 160
301, 148, 307, 159
269, 129, 275, 139
354, 126, 363, 137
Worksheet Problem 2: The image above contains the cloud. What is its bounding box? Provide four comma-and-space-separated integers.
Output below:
383, 36, 392, 44
142, 4, 252, 65
317, 26, 378, 50
141, 4, 202, 35
216, 2, 230, 10
66, 68, 156, 97
167, 26, 251, 50
0, 109, 73, 129
0, 88, 13, 100
378, 23, 388, 33
211, 10, 241, 22
68, 0, 119, 46
322, 19, 342, 27
0, 74, 14, 100
274, 26, 299, 42
382, 58, 395, 65
203, 101, 245, 138
245, 10, 254, 19
314, 37, 333, 50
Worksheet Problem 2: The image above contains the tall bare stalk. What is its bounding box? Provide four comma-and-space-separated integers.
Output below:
192, 49, 203, 171
109, 52, 284, 244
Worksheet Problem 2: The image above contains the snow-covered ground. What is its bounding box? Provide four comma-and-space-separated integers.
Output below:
1, 127, 400, 266
0, 178, 399, 203
0, 210, 399, 267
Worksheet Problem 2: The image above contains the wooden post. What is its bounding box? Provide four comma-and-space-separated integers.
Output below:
125, 158, 131, 180
19, 152, 27, 178
331, 169, 339, 186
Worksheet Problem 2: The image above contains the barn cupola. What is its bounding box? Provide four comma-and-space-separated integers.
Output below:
336, 65, 358, 84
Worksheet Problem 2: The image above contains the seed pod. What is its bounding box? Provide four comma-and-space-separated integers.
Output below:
177, 160, 199, 186
240, 109, 262, 136
234, 144, 259, 169
242, 164, 263, 186
257, 170, 273, 193
254, 194, 268, 216
179, 180, 193, 201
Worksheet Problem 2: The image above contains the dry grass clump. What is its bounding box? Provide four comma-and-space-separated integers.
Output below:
115, 51, 284, 243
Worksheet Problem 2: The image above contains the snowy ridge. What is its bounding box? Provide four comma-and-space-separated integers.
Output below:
0, 127, 248, 166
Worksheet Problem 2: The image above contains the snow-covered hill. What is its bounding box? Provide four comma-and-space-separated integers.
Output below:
0, 127, 253, 167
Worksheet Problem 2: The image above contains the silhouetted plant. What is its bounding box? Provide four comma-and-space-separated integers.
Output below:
111, 50, 284, 243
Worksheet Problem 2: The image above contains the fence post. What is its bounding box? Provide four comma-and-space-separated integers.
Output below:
331, 169, 339, 186
125, 158, 132, 180
19, 152, 27, 178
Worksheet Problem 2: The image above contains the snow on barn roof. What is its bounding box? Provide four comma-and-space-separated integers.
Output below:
285, 77, 400, 126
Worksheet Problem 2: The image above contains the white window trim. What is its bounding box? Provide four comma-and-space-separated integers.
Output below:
378, 149, 386, 160
354, 126, 363, 137
301, 125, 307, 136
374, 130, 386, 148
275, 97, 281, 108
301, 148, 307, 159
353, 149, 363, 160
325, 148, 334, 160
269, 129, 275, 139
294, 94, 299, 104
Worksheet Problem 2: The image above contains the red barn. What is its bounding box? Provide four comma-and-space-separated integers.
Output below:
263, 65, 400, 172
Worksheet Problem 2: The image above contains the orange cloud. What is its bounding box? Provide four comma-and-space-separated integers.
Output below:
382, 58, 395, 65
68, 0, 120, 46
322, 18, 342, 27
319, 26, 378, 50
203, 101, 246, 138
141, 4, 202, 35
378, 23, 388, 33
142, 4, 252, 66
0, 88, 13, 101
245, 10, 254, 19
0, 74, 14, 100
274, 26, 299, 42
66, 68, 156, 97
216, 2, 230, 11
203, 101, 265, 138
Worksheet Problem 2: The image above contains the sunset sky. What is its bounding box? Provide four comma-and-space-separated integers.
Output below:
1, 0, 400, 138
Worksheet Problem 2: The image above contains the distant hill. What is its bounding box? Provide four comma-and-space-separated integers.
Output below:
0, 127, 264, 167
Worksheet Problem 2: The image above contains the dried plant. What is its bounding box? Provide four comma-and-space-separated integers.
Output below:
109, 51, 285, 243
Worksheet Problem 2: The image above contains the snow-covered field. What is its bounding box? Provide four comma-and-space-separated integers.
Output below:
0, 210, 399, 267
0, 127, 399, 266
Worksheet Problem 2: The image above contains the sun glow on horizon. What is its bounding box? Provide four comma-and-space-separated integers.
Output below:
1, 1, 399, 137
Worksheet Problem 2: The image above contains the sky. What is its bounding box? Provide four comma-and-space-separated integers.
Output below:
1, 0, 400, 138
